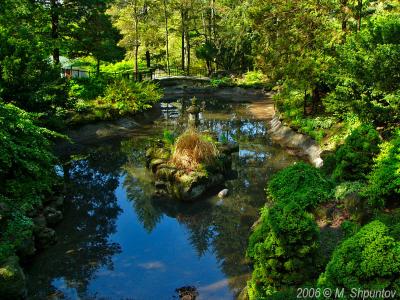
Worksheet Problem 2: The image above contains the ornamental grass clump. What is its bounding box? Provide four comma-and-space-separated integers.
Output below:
171, 129, 219, 170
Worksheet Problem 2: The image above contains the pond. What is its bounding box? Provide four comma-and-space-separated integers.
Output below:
25, 97, 299, 300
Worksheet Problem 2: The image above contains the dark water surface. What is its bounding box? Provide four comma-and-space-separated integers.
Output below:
26, 98, 299, 300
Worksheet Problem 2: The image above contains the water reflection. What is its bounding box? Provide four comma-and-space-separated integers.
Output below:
27, 146, 125, 299
26, 98, 298, 299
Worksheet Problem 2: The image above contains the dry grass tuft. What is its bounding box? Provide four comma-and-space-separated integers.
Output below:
171, 129, 219, 170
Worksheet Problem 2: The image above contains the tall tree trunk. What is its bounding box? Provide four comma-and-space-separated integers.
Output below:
181, 9, 185, 72
163, 0, 170, 74
210, 0, 215, 40
96, 58, 100, 76
357, 0, 362, 32
186, 26, 190, 75
50, 0, 60, 65
303, 90, 308, 116
133, 0, 139, 80
135, 45, 139, 80
311, 86, 321, 114
145, 50, 151, 68
341, 0, 348, 32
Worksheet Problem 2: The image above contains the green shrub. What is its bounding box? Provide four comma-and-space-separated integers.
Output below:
100, 80, 162, 115
247, 201, 320, 298
327, 125, 381, 181
267, 162, 332, 210
364, 132, 400, 207
0, 103, 58, 262
375, 209, 400, 241
333, 181, 365, 201
68, 77, 107, 101
162, 130, 176, 146
210, 77, 235, 87
317, 220, 400, 292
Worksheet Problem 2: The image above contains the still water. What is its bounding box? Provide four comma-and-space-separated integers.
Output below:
26, 98, 299, 300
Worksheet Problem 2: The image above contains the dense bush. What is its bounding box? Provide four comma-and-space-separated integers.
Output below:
100, 80, 162, 115
326, 125, 381, 181
0, 103, 58, 262
267, 162, 332, 210
317, 220, 400, 292
364, 132, 400, 207
68, 77, 108, 102
68, 80, 162, 125
247, 201, 320, 298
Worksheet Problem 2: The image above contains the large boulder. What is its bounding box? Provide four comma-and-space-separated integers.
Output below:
44, 206, 63, 226
34, 226, 57, 249
0, 256, 27, 299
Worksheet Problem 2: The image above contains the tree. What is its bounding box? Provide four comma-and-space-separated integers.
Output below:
109, 0, 164, 78
247, 201, 320, 298
67, 3, 125, 75
0, 0, 67, 113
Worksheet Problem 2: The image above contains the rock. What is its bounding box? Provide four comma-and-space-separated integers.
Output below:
48, 195, 64, 209
187, 185, 206, 200
155, 181, 167, 189
156, 166, 177, 181
0, 256, 27, 299
218, 189, 229, 198
34, 227, 57, 249
150, 158, 167, 173
32, 214, 47, 230
44, 207, 63, 226
16, 236, 36, 259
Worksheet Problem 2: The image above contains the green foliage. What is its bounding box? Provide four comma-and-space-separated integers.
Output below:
68, 77, 108, 102
210, 71, 272, 89
267, 162, 332, 210
247, 202, 320, 298
318, 221, 400, 292
327, 125, 381, 181
210, 77, 235, 88
0, 103, 58, 262
374, 209, 400, 241
0, 0, 67, 113
162, 130, 176, 146
324, 12, 400, 129
364, 132, 400, 207
100, 80, 161, 115
333, 181, 365, 201
237, 70, 268, 88
68, 80, 162, 125
274, 88, 336, 143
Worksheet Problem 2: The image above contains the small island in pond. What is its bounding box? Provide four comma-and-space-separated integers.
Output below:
146, 128, 238, 201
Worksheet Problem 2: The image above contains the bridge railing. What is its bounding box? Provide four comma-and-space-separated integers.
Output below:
61, 66, 210, 81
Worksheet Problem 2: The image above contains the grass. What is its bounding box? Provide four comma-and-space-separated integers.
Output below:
171, 129, 219, 170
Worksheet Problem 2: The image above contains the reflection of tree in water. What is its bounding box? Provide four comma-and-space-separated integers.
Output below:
26, 144, 125, 299
124, 115, 295, 295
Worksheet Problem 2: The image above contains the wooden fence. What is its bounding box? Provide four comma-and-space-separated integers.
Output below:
61, 66, 210, 81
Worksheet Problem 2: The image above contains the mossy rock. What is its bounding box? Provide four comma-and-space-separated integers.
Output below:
0, 256, 27, 299
149, 158, 167, 173
34, 227, 57, 249
156, 166, 178, 181
145, 144, 171, 163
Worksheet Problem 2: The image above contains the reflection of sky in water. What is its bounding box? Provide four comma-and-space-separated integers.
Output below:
26, 99, 298, 300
